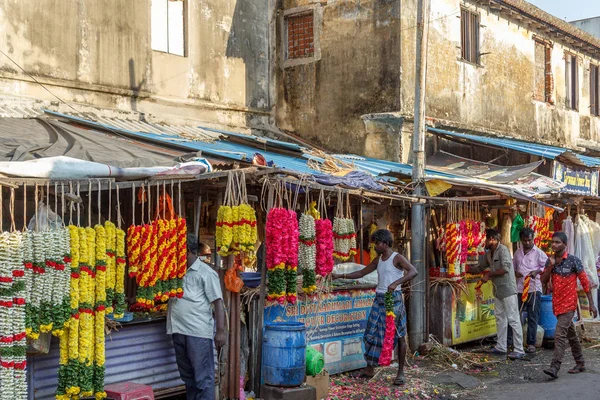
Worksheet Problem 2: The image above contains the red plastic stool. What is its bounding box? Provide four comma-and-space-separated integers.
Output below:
104, 382, 155, 400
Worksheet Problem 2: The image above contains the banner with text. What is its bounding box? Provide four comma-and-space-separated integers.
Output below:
264, 289, 376, 374
553, 161, 599, 196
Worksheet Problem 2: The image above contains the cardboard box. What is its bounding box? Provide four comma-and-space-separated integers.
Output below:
305, 371, 329, 400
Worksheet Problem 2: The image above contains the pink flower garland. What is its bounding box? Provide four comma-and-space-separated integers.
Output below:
266, 208, 289, 269
379, 292, 395, 366
266, 208, 289, 303
315, 219, 334, 277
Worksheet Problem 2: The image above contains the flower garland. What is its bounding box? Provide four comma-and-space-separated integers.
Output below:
22, 231, 35, 339
175, 218, 187, 296
104, 221, 116, 315
93, 224, 107, 400
114, 228, 127, 319
160, 219, 177, 302
298, 213, 317, 294
216, 204, 257, 257
51, 229, 72, 337
315, 218, 334, 277
266, 208, 288, 303
29, 231, 46, 339
10, 231, 27, 400
126, 224, 141, 278
0, 232, 27, 400
66, 225, 81, 398
285, 210, 299, 304
445, 223, 461, 280
379, 292, 396, 366
131, 218, 187, 311
79, 227, 95, 397
216, 205, 233, 256
333, 218, 357, 261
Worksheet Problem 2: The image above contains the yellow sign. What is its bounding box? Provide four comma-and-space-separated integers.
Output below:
452, 280, 497, 345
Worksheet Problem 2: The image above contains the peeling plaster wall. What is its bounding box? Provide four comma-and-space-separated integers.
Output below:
275, 0, 401, 159
277, 0, 600, 161
402, 0, 600, 151
0, 0, 272, 129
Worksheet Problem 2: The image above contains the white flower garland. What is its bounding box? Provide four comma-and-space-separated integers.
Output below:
9, 231, 26, 400
298, 214, 316, 271
30, 231, 46, 336
0, 232, 14, 400
0, 231, 26, 400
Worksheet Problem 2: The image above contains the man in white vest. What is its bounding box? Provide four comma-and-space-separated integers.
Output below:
332, 229, 417, 386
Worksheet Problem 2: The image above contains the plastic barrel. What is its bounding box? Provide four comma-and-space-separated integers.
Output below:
306, 346, 325, 376
262, 322, 307, 387
539, 294, 558, 339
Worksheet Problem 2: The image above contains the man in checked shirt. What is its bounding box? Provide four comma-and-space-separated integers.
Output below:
508, 227, 547, 354
541, 231, 598, 379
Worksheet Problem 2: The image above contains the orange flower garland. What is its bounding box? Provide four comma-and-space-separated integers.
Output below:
130, 218, 187, 311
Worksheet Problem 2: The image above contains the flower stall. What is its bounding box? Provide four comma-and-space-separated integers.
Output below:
257, 178, 412, 379
0, 165, 255, 400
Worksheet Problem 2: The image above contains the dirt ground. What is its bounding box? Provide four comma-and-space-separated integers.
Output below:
327, 337, 600, 400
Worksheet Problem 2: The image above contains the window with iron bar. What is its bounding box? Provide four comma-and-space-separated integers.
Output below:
461, 9, 480, 64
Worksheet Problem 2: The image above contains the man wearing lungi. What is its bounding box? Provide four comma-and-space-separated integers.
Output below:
332, 229, 418, 385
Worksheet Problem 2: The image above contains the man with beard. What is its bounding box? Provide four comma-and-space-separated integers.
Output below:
470, 229, 525, 359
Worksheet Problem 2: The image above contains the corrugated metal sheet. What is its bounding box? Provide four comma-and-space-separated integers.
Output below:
42, 110, 483, 181
30, 320, 183, 400
44, 110, 222, 142
429, 127, 600, 167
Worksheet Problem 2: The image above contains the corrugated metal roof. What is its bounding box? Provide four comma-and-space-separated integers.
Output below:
199, 126, 305, 152
428, 127, 600, 168
44, 110, 518, 183
30, 321, 183, 399
44, 110, 222, 142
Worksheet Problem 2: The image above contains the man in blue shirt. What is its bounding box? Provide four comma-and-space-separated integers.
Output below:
167, 234, 226, 399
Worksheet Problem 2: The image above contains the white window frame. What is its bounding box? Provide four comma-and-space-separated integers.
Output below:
565, 53, 579, 111
151, 0, 187, 57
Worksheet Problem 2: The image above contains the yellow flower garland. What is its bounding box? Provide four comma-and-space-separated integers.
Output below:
104, 221, 116, 314
114, 228, 126, 319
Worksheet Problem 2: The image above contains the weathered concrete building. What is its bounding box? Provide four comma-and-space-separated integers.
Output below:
0, 0, 274, 129
571, 16, 600, 40
276, 0, 600, 162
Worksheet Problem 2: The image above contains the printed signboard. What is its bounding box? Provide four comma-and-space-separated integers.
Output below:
452, 280, 497, 345
264, 289, 376, 374
553, 161, 599, 196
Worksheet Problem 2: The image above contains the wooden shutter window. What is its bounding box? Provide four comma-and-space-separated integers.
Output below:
545, 46, 554, 104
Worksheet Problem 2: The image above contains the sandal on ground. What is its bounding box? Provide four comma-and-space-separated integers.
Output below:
543, 368, 558, 379
485, 347, 507, 355
393, 376, 406, 386
568, 364, 585, 374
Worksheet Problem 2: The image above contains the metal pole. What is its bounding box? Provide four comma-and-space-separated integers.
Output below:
409, 0, 430, 352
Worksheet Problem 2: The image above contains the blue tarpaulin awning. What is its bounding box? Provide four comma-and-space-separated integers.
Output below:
428, 127, 600, 168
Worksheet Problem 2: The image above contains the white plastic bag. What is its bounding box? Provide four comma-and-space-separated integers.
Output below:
574, 215, 599, 288
27, 202, 63, 231
333, 262, 379, 286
